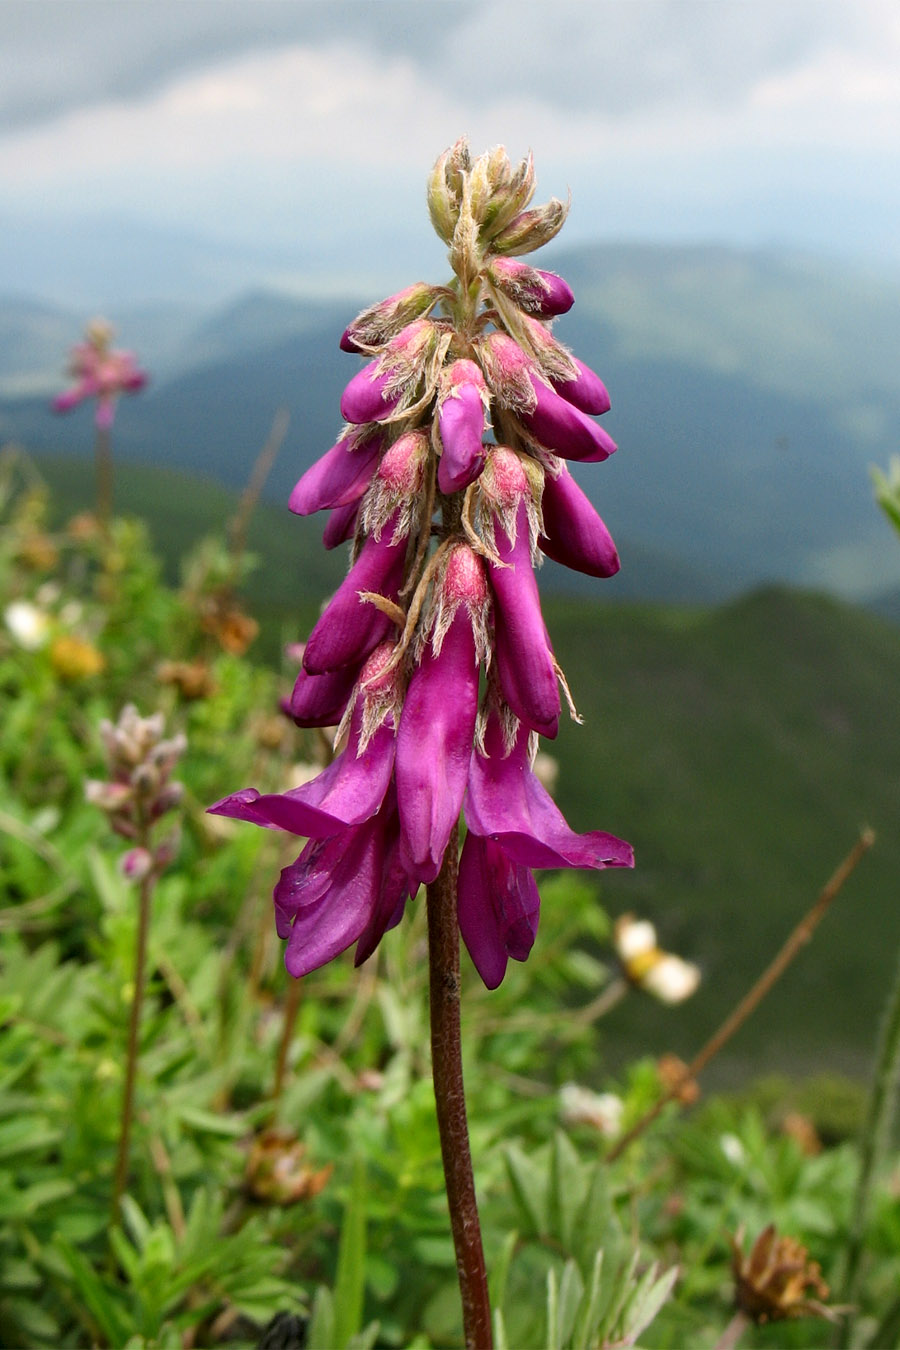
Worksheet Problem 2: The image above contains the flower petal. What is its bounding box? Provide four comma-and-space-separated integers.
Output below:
396, 608, 479, 882
303, 522, 406, 674
539, 467, 620, 578
438, 381, 486, 494
550, 358, 610, 415
289, 433, 381, 515
488, 502, 560, 738
322, 500, 360, 550
289, 662, 359, 727
458, 832, 540, 989
208, 719, 395, 838
340, 363, 400, 423
354, 795, 415, 965
465, 713, 634, 871
524, 380, 617, 462
276, 819, 384, 976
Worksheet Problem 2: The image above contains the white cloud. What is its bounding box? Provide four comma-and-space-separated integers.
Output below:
1, 0, 899, 298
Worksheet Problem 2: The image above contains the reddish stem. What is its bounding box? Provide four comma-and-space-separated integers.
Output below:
427, 827, 493, 1349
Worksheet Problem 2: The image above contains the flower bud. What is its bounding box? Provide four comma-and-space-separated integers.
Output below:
340, 283, 445, 354
487, 257, 574, 316
427, 144, 464, 243
120, 847, 153, 882
436, 360, 489, 494
289, 429, 382, 515
479, 151, 536, 241
491, 196, 570, 257
361, 429, 429, 541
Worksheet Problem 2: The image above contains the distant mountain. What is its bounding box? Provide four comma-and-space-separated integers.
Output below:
4, 242, 900, 603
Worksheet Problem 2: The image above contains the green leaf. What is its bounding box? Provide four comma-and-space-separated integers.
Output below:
548, 1132, 582, 1251
53, 1236, 133, 1347
571, 1248, 604, 1350
557, 1260, 584, 1348
489, 1229, 519, 1313
306, 1285, 336, 1350
176, 1105, 246, 1136
619, 1262, 679, 1346
505, 1143, 547, 1236
546, 1266, 560, 1350
0, 1115, 62, 1160
333, 1155, 367, 1349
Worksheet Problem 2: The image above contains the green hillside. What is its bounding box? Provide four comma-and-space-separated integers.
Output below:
30, 453, 900, 1084
548, 589, 900, 1084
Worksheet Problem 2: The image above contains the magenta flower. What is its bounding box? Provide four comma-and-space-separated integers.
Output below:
539, 466, 620, 577
289, 429, 382, 515
210, 142, 632, 988
52, 319, 147, 430
459, 710, 632, 987
302, 515, 408, 674
275, 789, 413, 977
487, 257, 575, 316
436, 360, 489, 494
396, 545, 489, 882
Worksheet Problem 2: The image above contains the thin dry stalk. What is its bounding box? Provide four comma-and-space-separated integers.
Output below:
607, 829, 875, 1164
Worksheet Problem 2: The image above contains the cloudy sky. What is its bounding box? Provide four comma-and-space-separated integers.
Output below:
2, 0, 899, 306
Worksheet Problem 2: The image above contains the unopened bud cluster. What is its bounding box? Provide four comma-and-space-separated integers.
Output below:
86, 704, 185, 881
211, 142, 633, 988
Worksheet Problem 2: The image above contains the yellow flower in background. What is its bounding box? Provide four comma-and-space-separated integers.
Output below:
50, 634, 105, 680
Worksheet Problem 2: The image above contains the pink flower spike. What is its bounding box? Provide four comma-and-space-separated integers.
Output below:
465, 711, 634, 872
437, 359, 488, 495
322, 500, 361, 550
457, 832, 540, 988
539, 467, 620, 578
303, 517, 406, 674
524, 380, 617, 462
52, 324, 147, 427
551, 358, 611, 416
396, 548, 488, 885
489, 498, 560, 739
289, 432, 382, 515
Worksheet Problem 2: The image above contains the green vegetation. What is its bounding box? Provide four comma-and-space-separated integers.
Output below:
3, 447, 900, 1347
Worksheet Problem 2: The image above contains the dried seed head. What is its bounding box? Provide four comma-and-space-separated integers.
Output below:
730, 1225, 837, 1324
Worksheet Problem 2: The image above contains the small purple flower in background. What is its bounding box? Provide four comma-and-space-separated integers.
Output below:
52, 318, 147, 431
211, 140, 633, 987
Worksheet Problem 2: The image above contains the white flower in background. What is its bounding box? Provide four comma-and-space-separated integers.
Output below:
642, 953, 702, 1004
559, 1082, 624, 1136
4, 600, 50, 650
613, 913, 701, 1004
720, 1133, 746, 1167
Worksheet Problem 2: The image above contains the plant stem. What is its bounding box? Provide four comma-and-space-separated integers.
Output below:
95, 425, 113, 526
427, 826, 493, 1349
111, 867, 154, 1224
607, 829, 874, 1164
839, 937, 900, 1343
713, 1310, 750, 1350
272, 979, 302, 1106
